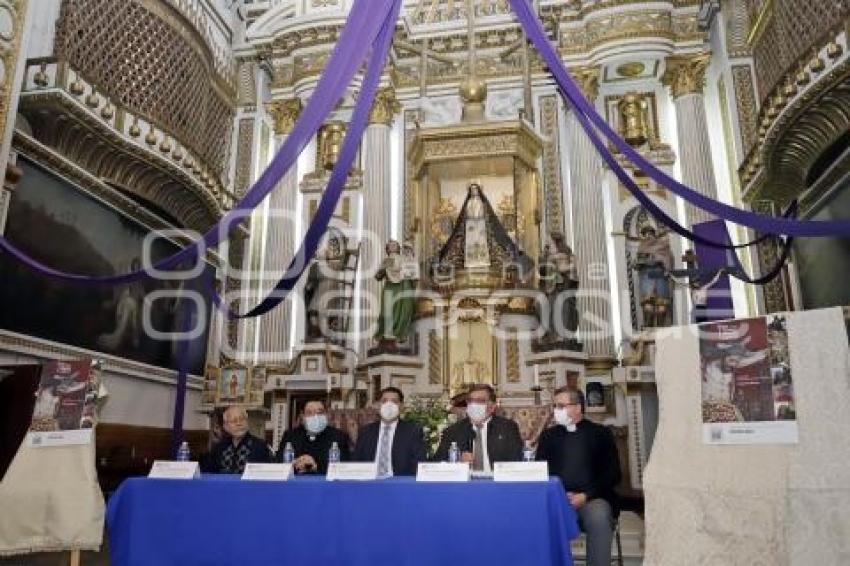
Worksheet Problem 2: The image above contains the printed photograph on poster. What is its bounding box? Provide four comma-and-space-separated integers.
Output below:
699, 315, 797, 444
29, 359, 98, 447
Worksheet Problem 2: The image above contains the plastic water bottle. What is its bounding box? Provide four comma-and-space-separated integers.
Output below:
448, 441, 459, 463
176, 441, 190, 462
328, 441, 340, 464
282, 442, 295, 464
523, 440, 535, 462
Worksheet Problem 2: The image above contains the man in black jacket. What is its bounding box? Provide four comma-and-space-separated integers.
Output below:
207, 406, 272, 474
536, 386, 621, 566
434, 384, 522, 471
353, 387, 426, 476
277, 399, 351, 474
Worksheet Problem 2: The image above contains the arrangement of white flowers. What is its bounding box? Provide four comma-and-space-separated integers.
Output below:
403, 396, 456, 458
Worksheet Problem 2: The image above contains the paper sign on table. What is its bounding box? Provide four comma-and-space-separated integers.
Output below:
148, 461, 200, 479
416, 462, 470, 482
326, 462, 379, 481
242, 463, 292, 481
493, 461, 548, 482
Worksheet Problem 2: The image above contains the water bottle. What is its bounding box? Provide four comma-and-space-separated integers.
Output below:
522, 440, 535, 462
328, 441, 340, 464
448, 441, 459, 463
282, 442, 295, 464
176, 441, 190, 462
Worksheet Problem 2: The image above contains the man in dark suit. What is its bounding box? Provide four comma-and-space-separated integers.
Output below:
277, 398, 351, 474
536, 386, 621, 566
206, 406, 272, 474
434, 384, 522, 471
353, 387, 426, 476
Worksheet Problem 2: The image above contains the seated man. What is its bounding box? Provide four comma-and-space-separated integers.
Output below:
433, 384, 522, 471
353, 386, 426, 476
207, 406, 272, 474
536, 386, 621, 566
278, 399, 350, 474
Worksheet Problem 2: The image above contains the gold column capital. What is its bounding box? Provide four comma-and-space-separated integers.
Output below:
368, 86, 401, 126
662, 53, 712, 99
569, 66, 600, 102
266, 98, 303, 135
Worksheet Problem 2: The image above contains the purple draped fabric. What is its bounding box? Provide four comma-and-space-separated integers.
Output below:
693, 221, 735, 322
0, 0, 396, 284
509, 0, 850, 238
227, 0, 402, 319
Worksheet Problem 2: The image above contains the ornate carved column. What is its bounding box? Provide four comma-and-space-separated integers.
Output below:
258, 98, 302, 362
359, 87, 399, 357
663, 53, 718, 226
566, 67, 614, 358
0, 0, 32, 233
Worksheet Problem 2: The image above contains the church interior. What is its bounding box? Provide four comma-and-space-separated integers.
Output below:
1, 0, 849, 564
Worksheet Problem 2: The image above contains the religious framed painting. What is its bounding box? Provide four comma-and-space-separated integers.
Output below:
247, 366, 267, 406
217, 364, 248, 404
202, 365, 219, 406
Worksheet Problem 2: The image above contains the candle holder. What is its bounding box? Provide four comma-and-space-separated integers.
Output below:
531, 384, 543, 406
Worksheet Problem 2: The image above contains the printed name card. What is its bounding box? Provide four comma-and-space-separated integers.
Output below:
29, 429, 94, 448
326, 462, 379, 481
242, 463, 292, 481
416, 462, 471, 482
148, 461, 200, 479
493, 461, 549, 482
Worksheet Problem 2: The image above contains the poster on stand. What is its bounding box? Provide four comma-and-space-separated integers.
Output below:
699, 315, 797, 444
29, 359, 98, 447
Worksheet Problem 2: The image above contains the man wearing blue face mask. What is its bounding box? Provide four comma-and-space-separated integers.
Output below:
353, 386, 426, 476
433, 384, 523, 472
277, 399, 351, 474
536, 386, 621, 566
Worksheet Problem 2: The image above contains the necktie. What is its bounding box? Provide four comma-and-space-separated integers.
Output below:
472, 425, 484, 471
377, 424, 391, 477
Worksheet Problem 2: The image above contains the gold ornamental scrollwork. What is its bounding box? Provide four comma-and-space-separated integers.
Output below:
663, 53, 712, 99
569, 66, 600, 102
266, 98, 303, 136
368, 87, 401, 126
430, 197, 458, 249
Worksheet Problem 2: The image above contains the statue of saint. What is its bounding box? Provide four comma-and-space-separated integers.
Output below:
464, 183, 490, 268
375, 240, 418, 344
632, 225, 674, 328
304, 230, 350, 343
538, 232, 580, 345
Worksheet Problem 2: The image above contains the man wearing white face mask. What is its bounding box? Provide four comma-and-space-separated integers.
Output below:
353, 387, 426, 476
536, 387, 621, 566
277, 399, 351, 474
434, 384, 523, 471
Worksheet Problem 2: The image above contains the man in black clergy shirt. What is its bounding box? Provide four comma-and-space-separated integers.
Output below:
207, 406, 272, 474
353, 386, 426, 476
277, 398, 351, 474
433, 384, 523, 470
536, 386, 621, 566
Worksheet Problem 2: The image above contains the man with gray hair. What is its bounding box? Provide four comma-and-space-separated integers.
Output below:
207, 406, 272, 474
535, 386, 621, 566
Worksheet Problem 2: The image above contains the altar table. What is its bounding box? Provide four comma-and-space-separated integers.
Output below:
107, 475, 579, 566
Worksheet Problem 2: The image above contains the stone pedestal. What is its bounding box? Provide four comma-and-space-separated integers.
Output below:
525, 349, 588, 406
360, 353, 424, 403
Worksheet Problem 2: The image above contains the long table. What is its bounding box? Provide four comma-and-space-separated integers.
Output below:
106, 475, 579, 566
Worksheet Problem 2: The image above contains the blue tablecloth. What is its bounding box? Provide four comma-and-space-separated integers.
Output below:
107, 475, 579, 566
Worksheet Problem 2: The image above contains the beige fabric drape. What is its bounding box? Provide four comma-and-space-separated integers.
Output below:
644, 307, 850, 565
0, 433, 104, 556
